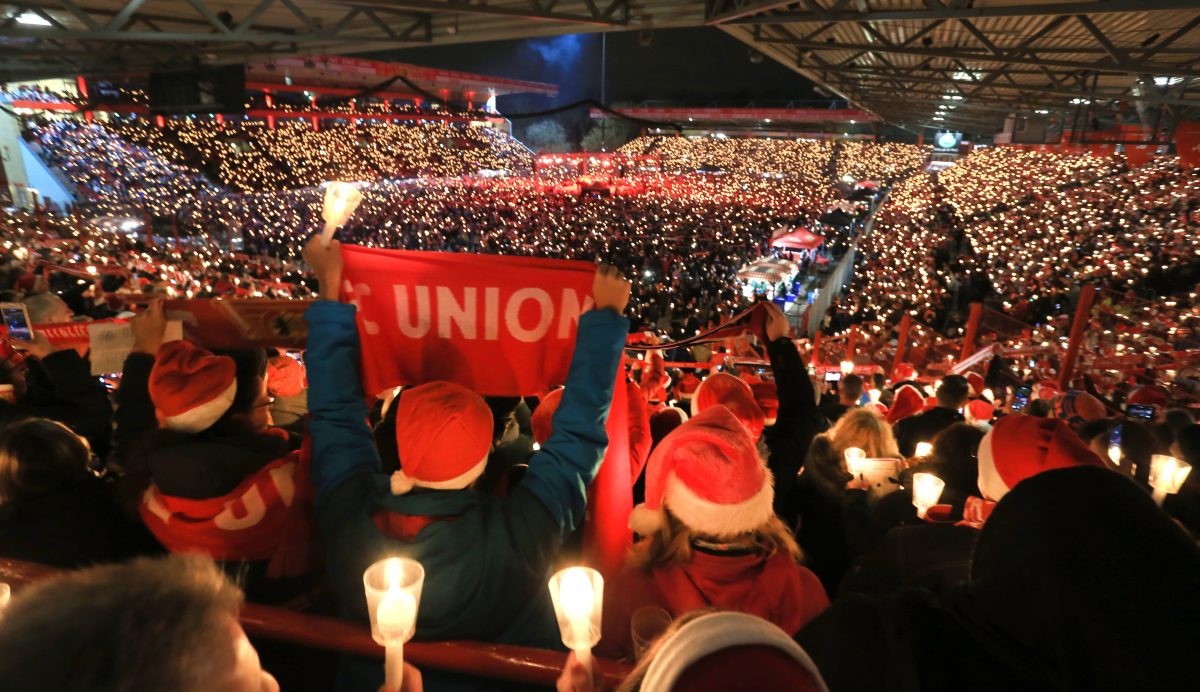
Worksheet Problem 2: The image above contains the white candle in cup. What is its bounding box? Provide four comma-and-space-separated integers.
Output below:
868, 388, 881, 403
840, 360, 854, 376
549, 566, 603, 676
321, 182, 364, 247
844, 447, 867, 477
914, 441, 933, 458
911, 472, 945, 519
1149, 455, 1192, 507
364, 557, 424, 692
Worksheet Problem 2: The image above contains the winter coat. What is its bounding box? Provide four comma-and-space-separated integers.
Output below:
6, 350, 113, 457
761, 336, 826, 521
0, 477, 162, 568
600, 548, 828, 659
799, 466, 1200, 692
304, 301, 627, 648
839, 522, 979, 597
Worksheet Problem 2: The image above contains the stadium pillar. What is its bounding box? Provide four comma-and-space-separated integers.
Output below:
917, 131, 924, 147
845, 326, 857, 361
75, 76, 93, 123
811, 330, 823, 365
892, 313, 912, 378
311, 96, 319, 131
959, 303, 983, 362
264, 91, 275, 130
1058, 284, 1097, 390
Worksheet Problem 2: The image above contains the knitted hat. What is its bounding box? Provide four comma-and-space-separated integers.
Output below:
149, 341, 237, 433
531, 388, 563, 446
1127, 385, 1169, 410
641, 612, 828, 692
391, 382, 493, 495
886, 385, 925, 424
630, 406, 773, 538
966, 372, 986, 397
675, 372, 701, 401
750, 381, 779, 426
893, 363, 917, 382
266, 355, 306, 399
1055, 391, 1108, 427
691, 372, 766, 440
977, 415, 1105, 501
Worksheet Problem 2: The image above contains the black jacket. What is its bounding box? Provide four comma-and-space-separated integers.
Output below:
762, 336, 826, 520
10, 350, 113, 457
894, 406, 964, 457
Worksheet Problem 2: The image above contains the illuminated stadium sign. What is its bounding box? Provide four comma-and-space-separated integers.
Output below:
934, 131, 963, 152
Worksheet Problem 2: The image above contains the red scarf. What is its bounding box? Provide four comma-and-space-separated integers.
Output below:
140, 439, 315, 578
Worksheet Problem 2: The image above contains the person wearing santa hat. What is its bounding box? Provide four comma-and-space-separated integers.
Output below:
600, 406, 829, 660
566, 611, 828, 692
136, 334, 316, 597
301, 238, 631, 663
977, 415, 1107, 502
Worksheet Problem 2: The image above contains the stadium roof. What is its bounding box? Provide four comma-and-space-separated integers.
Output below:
4, 1, 1200, 134
714, 1, 1200, 134
589, 105, 878, 125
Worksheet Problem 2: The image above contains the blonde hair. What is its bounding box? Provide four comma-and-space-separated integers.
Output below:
627, 507, 802, 572
829, 407, 901, 463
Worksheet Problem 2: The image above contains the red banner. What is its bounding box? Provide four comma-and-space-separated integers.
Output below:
1176, 121, 1200, 168
340, 245, 595, 396
163, 299, 312, 350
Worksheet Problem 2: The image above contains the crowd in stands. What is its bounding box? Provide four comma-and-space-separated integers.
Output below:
0, 124, 1197, 691
0, 84, 75, 104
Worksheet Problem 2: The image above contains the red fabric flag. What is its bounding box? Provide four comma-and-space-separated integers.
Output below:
339, 245, 595, 397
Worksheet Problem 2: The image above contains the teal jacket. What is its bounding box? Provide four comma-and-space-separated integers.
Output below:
304, 301, 627, 647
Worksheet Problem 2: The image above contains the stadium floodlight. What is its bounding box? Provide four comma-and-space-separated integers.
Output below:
1154, 76, 1183, 87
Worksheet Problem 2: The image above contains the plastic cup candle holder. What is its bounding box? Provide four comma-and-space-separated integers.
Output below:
321, 182, 364, 246
548, 566, 604, 675
911, 472, 946, 519
914, 441, 933, 459
839, 360, 855, 376
844, 447, 867, 477
1148, 455, 1192, 507
364, 557, 424, 692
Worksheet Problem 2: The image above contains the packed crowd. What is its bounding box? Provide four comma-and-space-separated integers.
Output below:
0, 232, 1195, 691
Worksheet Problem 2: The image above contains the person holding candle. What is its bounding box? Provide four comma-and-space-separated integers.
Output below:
600, 405, 829, 660
301, 237, 630, 675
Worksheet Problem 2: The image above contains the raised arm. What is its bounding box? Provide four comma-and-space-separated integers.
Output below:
301, 237, 382, 511
515, 265, 631, 539
762, 304, 822, 515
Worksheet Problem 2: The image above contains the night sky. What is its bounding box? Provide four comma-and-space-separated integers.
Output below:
370, 27, 822, 143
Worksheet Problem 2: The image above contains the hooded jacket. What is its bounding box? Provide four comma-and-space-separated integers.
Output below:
600, 548, 828, 659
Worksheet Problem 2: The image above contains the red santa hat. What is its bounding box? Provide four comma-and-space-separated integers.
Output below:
886, 385, 925, 424
1034, 379, 1062, 401
390, 381, 493, 495
893, 362, 917, 382
691, 372, 765, 440
966, 399, 995, 425
977, 415, 1106, 501
750, 381, 779, 427
650, 406, 689, 445
266, 355, 306, 399
641, 612, 828, 692
531, 388, 563, 446
630, 406, 773, 538
149, 341, 237, 433
675, 372, 701, 401
966, 372, 986, 397
1127, 385, 1169, 410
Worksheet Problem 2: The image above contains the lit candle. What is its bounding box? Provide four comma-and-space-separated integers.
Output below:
0, 582, 9, 616
911, 472, 945, 519
868, 388, 881, 403
364, 557, 424, 692
321, 182, 363, 247
549, 566, 603, 675
840, 360, 854, 376
1149, 455, 1192, 507
843, 447, 867, 477
914, 441, 933, 458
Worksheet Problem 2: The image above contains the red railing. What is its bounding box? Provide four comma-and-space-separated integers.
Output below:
0, 559, 631, 689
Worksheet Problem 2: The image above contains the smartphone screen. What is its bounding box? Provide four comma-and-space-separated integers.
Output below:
1, 304, 33, 341
1126, 404, 1156, 421
1012, 386, 1031, 412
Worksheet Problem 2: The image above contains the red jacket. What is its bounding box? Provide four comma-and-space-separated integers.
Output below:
599, 549, 829, 658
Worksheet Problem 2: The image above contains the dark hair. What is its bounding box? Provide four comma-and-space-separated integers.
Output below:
206, 348, 268, 435
928, 423, 985, 506
841, 374, 865, 402
1178, 425, 1200, 466
0, 555, 243, 692
1026, 398, 1053, 418
936, 375, 970, 407
0, 418, 91, 503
